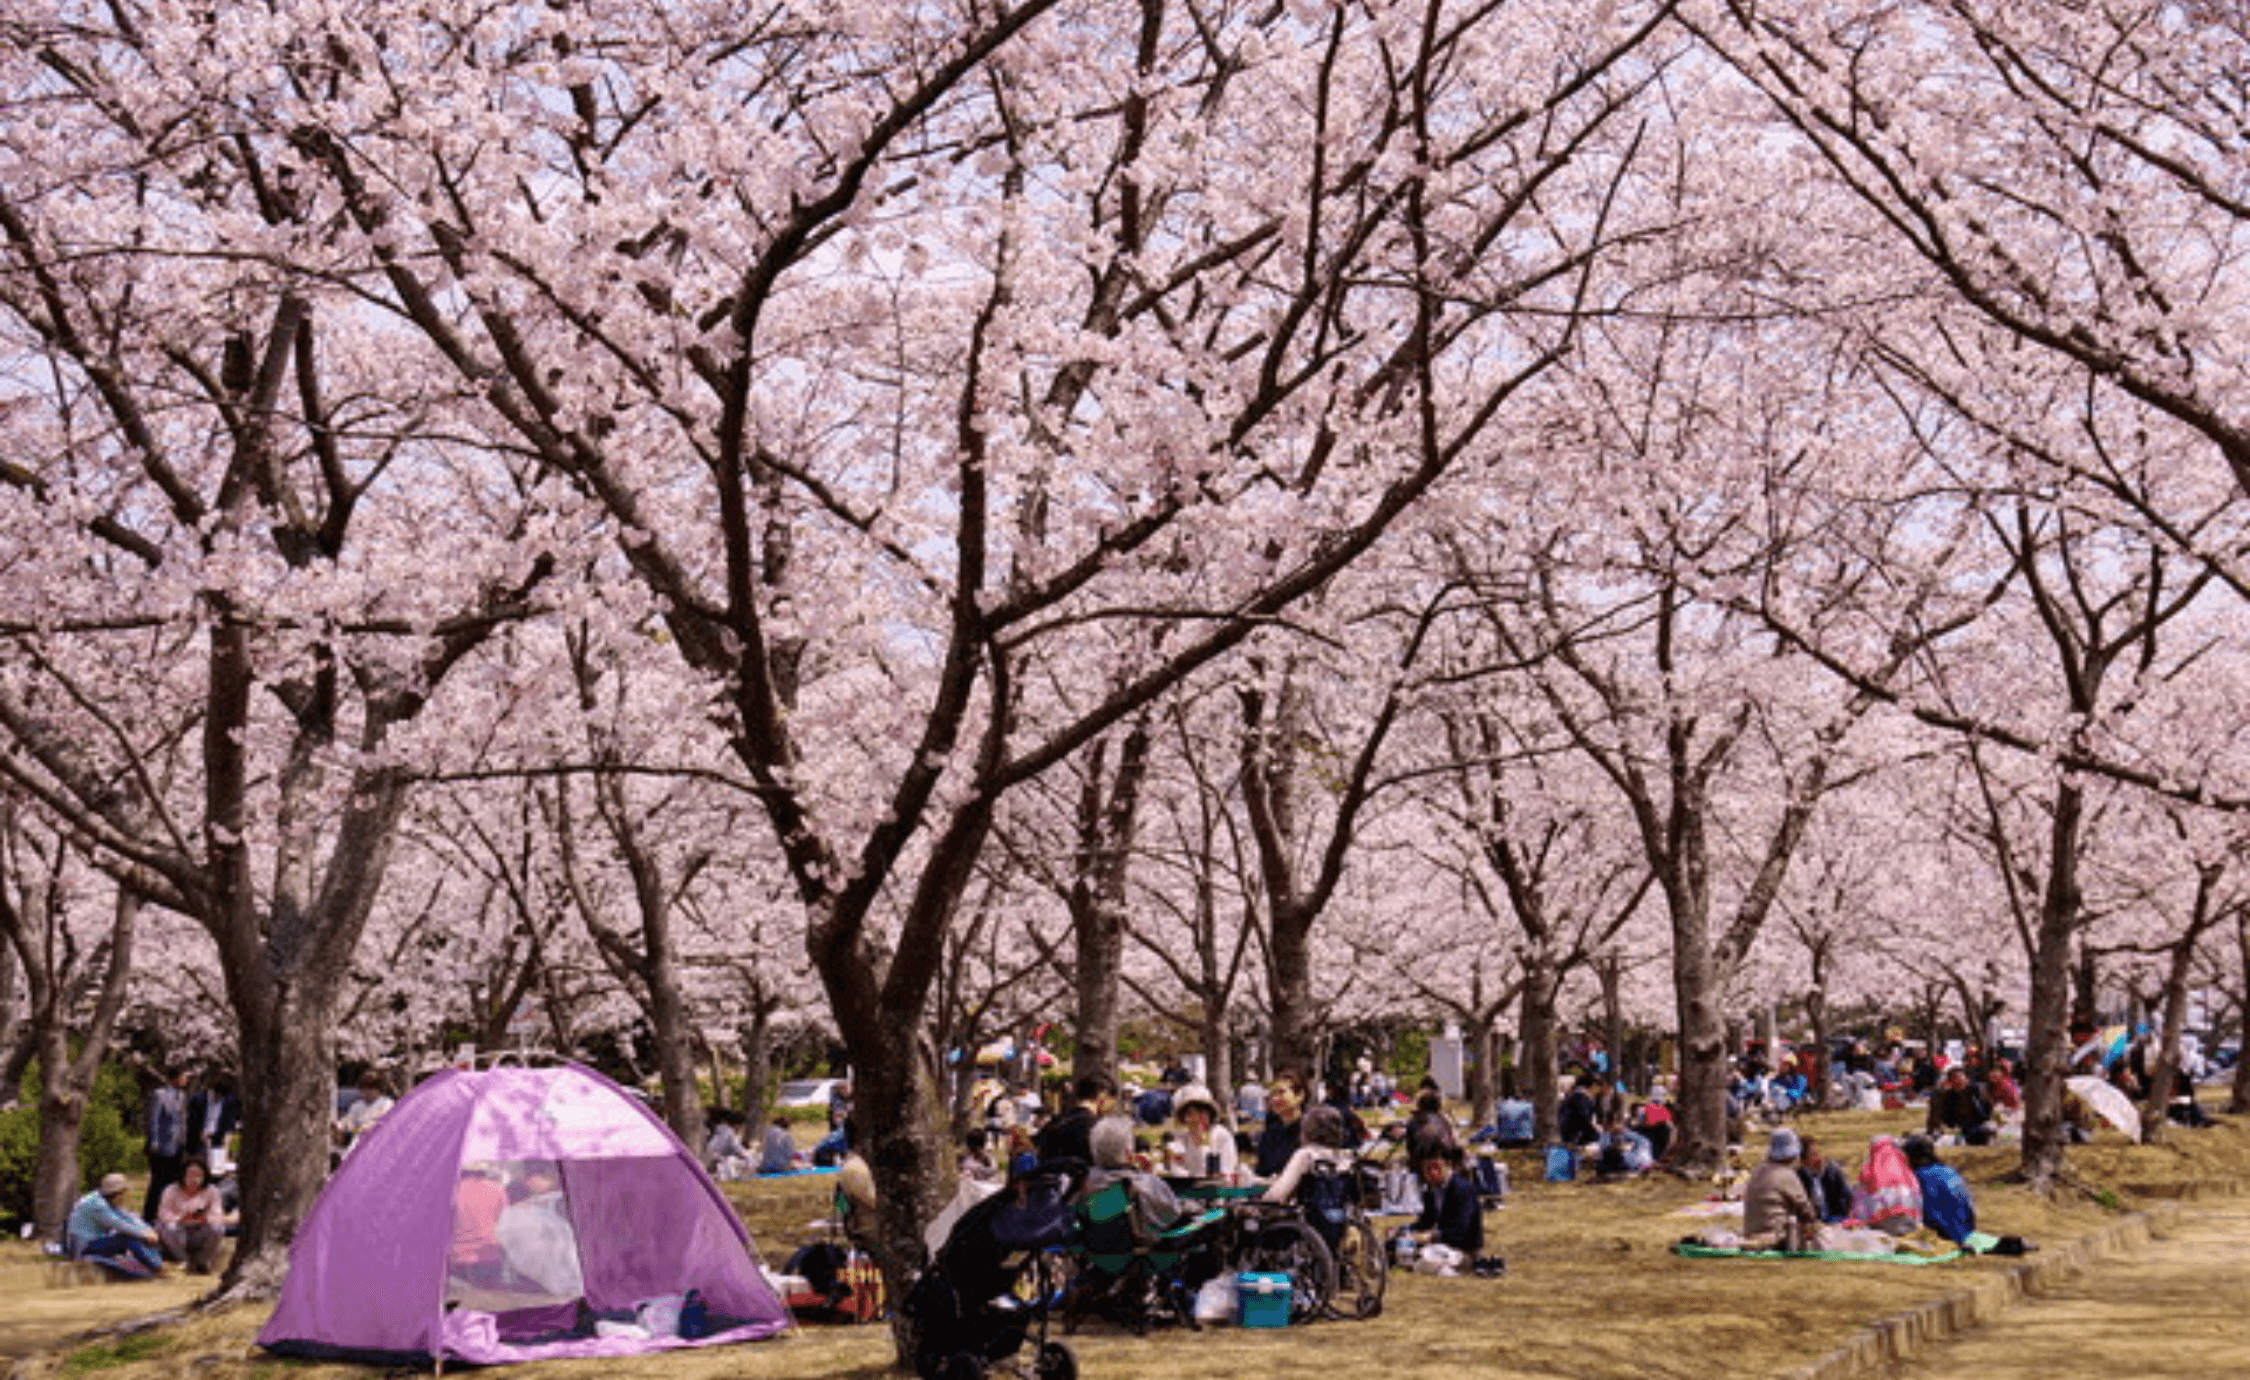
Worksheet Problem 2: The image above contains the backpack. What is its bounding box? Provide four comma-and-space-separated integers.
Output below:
1298, 1160, 1356, 1252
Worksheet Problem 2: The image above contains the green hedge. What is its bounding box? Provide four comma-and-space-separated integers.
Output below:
0, 1060, 146, 1232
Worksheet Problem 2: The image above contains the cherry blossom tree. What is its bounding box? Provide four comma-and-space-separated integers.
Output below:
68, 0, 1683, 1317
0, 803, 137, 1240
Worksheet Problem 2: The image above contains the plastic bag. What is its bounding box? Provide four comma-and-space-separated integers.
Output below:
637, 1293, 684, 1337
1543, 1144, 1577, 1182
1193, 1273, 1238, 1323
1414, 1244, 1465, 1276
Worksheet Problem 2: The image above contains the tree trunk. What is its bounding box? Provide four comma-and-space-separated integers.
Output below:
1519, 960, 1561, 1144
31, 1024, 87, 1241
1805, 985, 1831, 1108
2016, 781, 2085, 1189
15, 869, 137, 1242
1070, 901, 1126, 1090
1267, 902, 1317, 1077
1466, 1020, 1498, 1126
223, 985, 346, 1296
1064, 725, 1150, 1091
1200, 1008, 1235, 1128
2233, 908, 2250, 1115
739, 1009, 773, 1122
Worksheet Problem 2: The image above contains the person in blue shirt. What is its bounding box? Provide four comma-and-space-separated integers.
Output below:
1902, 1135, 1976, 1243
66, 1173, 163, 1277
1489, 1088, 1535, 1148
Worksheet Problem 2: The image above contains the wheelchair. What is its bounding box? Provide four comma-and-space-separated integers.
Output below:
1247, 1157, 1386, 1320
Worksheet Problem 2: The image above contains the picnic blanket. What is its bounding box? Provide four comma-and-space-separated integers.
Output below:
1673, 1242, 1963, 1265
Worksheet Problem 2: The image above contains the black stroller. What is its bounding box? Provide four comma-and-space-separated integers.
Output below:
903, 1161, 1082, 1380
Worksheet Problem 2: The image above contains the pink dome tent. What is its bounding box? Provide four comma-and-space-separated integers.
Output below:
258, 1063, 789, 1364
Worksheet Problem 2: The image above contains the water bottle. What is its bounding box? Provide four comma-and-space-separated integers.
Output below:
678, 1289, 708, 1340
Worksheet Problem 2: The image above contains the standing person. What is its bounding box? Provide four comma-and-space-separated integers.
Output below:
1252, 1072, 1308, 1178
156, 1158, 228, 1274
143, 1069, 191, 1224
186, 1075, 240, 1177
69, 1173, 164, 1278
1556, 1074, 1602, 1148
1234, 1074, 1266, 1128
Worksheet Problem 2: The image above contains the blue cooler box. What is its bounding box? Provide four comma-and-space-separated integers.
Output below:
1238, 1271, 1292, 1327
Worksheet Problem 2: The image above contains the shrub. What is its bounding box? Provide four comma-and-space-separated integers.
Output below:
0, 1058, 147, 1231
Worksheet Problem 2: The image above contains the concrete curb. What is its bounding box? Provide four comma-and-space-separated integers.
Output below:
1782, 1179, 2248, 1380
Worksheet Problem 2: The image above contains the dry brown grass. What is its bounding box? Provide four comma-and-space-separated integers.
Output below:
7, 1104, 2245, 1380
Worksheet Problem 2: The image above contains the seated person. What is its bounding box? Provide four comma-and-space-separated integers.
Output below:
1261, 1104, 1355, 1205
1403, 1087, 1459, 1172
757, 1115, 798, 1175
1252, 1073, 1308, 1178
1796, 1135, 1852, 1223
959, 1126, 998, 1183
1593, 1116, 1653, 1178
1408, 1146, 1485, 1257
155, 1158, 229, 1275
1925, 1066, 1995, 1145
1489, 1091, 1535, 1149
1769, 1058, 1809, 1111
449, 1164, 510, 1288
1166, 1084, 1239, 1179
334, 1071, 394, 1155
66, 1173, 163, 1277
1742, 1129, 1820, 1248
1084, 1115, 1184, 1240
835, 1123, 881, 1251
495, 1165, 583, 1298
704, 1111, 750, 1178
1632, 1097, 1675, 1162
1849, 1134, 1923, 1234
1901, 1135, 1976, 1244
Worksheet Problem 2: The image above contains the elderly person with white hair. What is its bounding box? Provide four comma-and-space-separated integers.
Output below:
1085, 1115, 1185, 1240
1742, 1128, 1821, 1250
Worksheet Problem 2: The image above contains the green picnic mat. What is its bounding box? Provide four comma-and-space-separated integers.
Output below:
1673, 1242, 1963, 1265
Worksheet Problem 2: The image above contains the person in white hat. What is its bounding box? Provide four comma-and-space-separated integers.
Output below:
1165, 1084, 1239, 1179
65, 1172, 164, 1277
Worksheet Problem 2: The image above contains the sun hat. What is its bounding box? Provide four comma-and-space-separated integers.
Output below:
1172, 1084, 1220, 1120
1767, 1128, 1802, 1162
98, 1172, 130, 1198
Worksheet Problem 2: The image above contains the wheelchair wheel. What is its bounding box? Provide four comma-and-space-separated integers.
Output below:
1234, 1218, 1336, 1324
1328, 1216, 1387, 1319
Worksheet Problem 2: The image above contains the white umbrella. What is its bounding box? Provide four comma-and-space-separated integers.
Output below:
2066, 1075, 2142, 1142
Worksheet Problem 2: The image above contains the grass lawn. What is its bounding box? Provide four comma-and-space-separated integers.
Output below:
7, 1101, 2247, 1380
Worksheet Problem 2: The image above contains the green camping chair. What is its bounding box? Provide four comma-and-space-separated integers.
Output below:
1062, 1179, 1227, 1334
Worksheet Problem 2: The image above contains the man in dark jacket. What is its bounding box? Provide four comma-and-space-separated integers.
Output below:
1034, 1073, 1113, 1167
1925, 1066, 1994, 1145
1557, 1075, 1601, 1147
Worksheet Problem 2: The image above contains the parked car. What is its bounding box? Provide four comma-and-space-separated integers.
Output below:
776, 1077, 846, 1109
